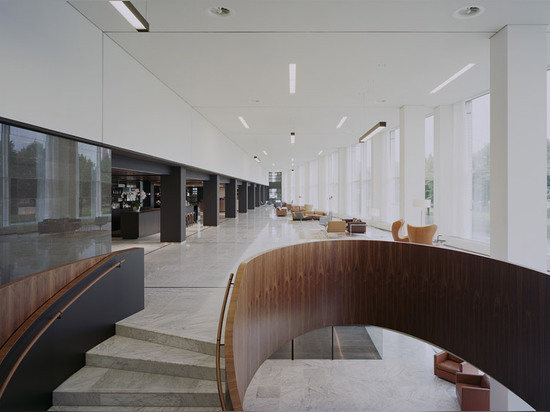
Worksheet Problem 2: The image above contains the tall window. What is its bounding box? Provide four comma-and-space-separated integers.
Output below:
468, 94, 491, 243
425, 115, 435, 225
309, 160, 318, 209
387, 129, 400, 222
361, 139, 372, 219
327, 151, 338, 213
350, 144, 362, 217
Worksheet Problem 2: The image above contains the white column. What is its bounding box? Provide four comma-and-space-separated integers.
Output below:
490, 25, 547, 272
302, 164, 310, 205
400, 105, 427, 225
371, 131, 385, 223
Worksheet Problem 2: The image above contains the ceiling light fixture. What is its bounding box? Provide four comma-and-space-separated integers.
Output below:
359, 121, 387, 143
238, 116, 249, 129
262, 150, 268, 156
289, 64, 296, 94
453, 5, 485, 19
253, 155, 261, 163
290, 132, 295, 144
318, 150, 323, 156
336, 116, 348, 129
110, 1, 149, 32
430, 63, 475, 94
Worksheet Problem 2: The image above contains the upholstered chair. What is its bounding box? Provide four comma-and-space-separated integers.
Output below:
434, 351, 477, 383
456, 373, 490, 411
326, 220, 346, 233
391, 219, 409, 242
407, 224, 437, 245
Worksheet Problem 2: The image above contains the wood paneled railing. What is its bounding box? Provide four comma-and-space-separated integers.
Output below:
224, 240, 550, 410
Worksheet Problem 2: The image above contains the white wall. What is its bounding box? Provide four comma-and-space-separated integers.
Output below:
0, 0, 266, 185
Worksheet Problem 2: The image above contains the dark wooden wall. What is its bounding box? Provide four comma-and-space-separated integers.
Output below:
224, 240, 550, 410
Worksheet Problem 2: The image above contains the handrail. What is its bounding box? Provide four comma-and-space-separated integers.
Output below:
0, 258, 124, 400
216, 273, 234, 411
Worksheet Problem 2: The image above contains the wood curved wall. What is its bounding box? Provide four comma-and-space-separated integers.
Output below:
224, 240, 550, 410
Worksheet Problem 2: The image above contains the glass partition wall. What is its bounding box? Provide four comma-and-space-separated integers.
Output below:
0, 122, 111, 284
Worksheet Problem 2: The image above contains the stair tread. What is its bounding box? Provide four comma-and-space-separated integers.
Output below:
87, 335, 223, 369
54, 367, 222, 395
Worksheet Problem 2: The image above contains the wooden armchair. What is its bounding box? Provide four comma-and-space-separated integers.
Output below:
407, 224, 437, 245
391, 219, 409, 242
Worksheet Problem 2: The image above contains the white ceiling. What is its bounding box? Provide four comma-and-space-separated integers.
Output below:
69, 0, 550, 171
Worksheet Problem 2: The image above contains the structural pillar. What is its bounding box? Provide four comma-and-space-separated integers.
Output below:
203, 174, 220, 226
225, 179, 237, 218
248, 184, 255, 210
490, 25, 547, 272
254, 184, 260, 207
400, 105, 427, 225
160, 166, 186, 242
238, 181, 248, 213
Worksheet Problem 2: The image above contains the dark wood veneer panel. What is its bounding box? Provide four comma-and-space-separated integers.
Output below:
225, 240, 550, 410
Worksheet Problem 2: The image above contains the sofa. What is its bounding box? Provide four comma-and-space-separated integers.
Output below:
456, 373, 490, 411
38, 218, 81, 234
276, 207, 288, 217
343, 218, 367, 233
292, 211, 313, 221
434, 351, 477, 383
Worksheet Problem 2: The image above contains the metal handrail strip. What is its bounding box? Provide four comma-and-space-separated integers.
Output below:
216, 273, 234, 411
0, 259, 124, 399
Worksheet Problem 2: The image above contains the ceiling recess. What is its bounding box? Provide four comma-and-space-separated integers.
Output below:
453, 5, 485, 19
208, 7, 231, 17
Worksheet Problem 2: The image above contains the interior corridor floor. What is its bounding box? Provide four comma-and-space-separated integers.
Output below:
112, 206, 460, 411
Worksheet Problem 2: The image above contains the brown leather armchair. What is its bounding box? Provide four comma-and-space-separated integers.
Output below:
456, 373, 490, 411
434, 351, 477, 383
407, 224, 437, 245
391, 219, 409, 242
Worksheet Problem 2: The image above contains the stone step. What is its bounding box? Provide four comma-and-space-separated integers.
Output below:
116, 324, 221, 357
52, 367, 223, 408
49, 407, 221, 412
86, 335, 224, 381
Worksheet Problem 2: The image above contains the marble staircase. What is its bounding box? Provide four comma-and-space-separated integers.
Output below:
49, 325, 225, 412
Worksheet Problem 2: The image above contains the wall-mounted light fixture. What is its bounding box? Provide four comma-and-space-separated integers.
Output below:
359, 121, 386, 143
290, 132, 295, 144
254, 155, 261, 163
110, 1, 150, 32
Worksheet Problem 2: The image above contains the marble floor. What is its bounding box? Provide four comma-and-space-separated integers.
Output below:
112, 206, 460, 411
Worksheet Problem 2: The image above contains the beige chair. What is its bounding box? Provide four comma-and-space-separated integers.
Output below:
407, 224, 437, 245
391, 219, 409, 242
327, 220, 346, 233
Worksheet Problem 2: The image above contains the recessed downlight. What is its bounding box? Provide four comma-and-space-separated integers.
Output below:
452, 5, 485, 19
207, 7, 232, 17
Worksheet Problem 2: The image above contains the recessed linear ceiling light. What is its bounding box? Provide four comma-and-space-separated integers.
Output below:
110, 1, 149, 32
291, 157, 294, 162
290, 132, 295, 144
318, 150, 323, 156
238, 116, 249, 129
359, 121, 386, 143
254, 155, 261, 163
289, 64, 296, 94
430, 63, 475, 94
336, 116, 348, 129
262, 150, 268, 156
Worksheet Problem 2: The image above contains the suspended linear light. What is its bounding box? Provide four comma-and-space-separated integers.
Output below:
290, 132, 295, 144
254, 155, 261, 163
359, 121, 386, 143
110, 1, 149, 32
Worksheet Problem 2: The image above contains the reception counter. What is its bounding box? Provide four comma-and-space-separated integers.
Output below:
120, 208, 160, 239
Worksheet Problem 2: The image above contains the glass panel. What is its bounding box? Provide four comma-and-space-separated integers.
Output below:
425, 115, 435, 225
470, 94, 490, 243
0, 122, 111, 285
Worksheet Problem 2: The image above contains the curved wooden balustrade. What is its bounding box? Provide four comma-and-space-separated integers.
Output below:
224, 240, 550, 411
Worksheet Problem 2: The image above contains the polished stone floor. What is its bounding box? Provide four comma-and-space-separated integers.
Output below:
112, 206, 460, 411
